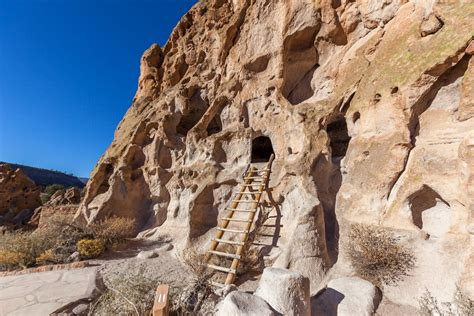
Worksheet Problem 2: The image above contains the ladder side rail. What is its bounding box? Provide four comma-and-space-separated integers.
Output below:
205, 166, 257, 263
224, 155, 274, 285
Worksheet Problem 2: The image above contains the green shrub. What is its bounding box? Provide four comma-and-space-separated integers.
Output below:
44, 184, 65, 195
345, 223, 415, 287
77, 239, 105, 259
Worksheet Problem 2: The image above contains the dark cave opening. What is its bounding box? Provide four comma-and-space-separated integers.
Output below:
327, 115, 350, 159
321, 113, 352, 266
176, 89, 208, 136
251, 136, 274, 163
206, 114, 223, 136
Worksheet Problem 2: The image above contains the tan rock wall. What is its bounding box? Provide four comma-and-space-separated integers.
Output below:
76, 0, 474, 306
0, 164, 41, 218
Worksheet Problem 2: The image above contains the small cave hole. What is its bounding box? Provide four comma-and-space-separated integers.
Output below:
206, 115, 222, 136
391, 86, 399, 95
97, 163, 114, 195
244, 54, 271, 73
352, 111, 361, 124
327, 115, 350, 160
206, 98, 228, 137
373, 93, 382, 103
251, 136, 274, 163
176, 89, 208, 136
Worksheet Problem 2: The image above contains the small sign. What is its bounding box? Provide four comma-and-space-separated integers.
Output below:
153, 284, 170, 316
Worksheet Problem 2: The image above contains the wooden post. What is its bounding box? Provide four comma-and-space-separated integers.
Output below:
153, 284, 169, 316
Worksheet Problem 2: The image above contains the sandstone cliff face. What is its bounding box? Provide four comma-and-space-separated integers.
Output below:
76, 0, 474, 308
0, 164, 42, 225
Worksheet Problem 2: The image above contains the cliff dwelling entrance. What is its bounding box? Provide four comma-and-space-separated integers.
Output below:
327, 115, 350, 161
251, 136, 274, 163
322, 113, 351, 265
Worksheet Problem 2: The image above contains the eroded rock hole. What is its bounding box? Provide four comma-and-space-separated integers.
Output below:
327, 116, 350, 159
251, 136, 274, 163
176, 89, 208, 136
352, 111, 360, 124
97, 163, 114, 195
144, 123, 158, 146
244, 54, 270, 73
206, 116, 222, 136
282, 26, 319, 105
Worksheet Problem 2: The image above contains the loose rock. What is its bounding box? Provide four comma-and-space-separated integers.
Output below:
312, 277, 380, 316
215, 291, 276, 316
255, 268, 310, 316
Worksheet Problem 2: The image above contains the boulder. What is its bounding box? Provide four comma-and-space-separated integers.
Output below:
0, 164, 41, 221
255, 268, 310, 316
215, 291, 276, 316
420, 13, 443, 37
48, 187, 81, 206
312, 277, 380, 316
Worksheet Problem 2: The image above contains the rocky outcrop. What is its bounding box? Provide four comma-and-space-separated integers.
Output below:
0, 164, 41, 226
48, 187, 81, 207
76, 0, 474, 310
215, 291, 276, 316
312, 277, 380, 316
255, 268, 310, 316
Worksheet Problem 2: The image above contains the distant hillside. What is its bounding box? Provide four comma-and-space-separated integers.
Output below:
1, 162, 87, 188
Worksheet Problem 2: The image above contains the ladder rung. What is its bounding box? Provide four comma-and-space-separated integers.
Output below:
207, 264, 236, 274
211, 281, 226, 288
241, 184, 263, 187
233, 200, 257, 203
244, 176, 264, 179
238, 192, 262, 195
222, 217, 253, 223
217, 227, 249, 233
227, 208, 256, 213
213, 238, 245, 245
208, 250, 241, 259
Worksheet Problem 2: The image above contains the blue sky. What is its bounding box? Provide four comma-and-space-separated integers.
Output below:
0, 0, 197, 177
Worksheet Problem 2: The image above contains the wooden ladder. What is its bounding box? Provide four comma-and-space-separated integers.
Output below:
205, 154, 274, 287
